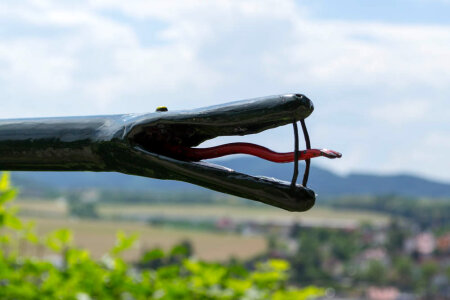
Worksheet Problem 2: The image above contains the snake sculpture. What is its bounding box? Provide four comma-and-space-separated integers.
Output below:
0, 94, 341, 212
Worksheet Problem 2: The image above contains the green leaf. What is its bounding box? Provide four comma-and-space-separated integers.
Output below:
110, 231, 138, 256
170, 244, 189, 257
268, 259, 290, 272
272, 286, 325, 300
46, 228, 73, 252
5, 214, 22, 230
0, 172, 11, 191
141, 248, 165, 263
0, 189, 17, 206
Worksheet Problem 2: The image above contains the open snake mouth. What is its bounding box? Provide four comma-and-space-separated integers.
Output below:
133, 120, 341, 188
124, 93, 341, 211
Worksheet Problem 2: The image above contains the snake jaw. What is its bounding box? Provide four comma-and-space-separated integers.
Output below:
123, 146, 317, 212
115, 94, 322, 212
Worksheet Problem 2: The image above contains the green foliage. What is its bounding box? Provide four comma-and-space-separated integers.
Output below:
110, 230, 139, 256
68, 198, 99, 219
290, 227, 361, 285
0, 172, 324, 300
360, 260, 388, 285
330, 195, 450, 228
386, 219, 408, 253
391, 256, 417, 289
0, 172, 19, 228
46, 228, 73, 252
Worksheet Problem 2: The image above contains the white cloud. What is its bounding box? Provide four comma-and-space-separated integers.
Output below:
370, 100, 431, 125
267, 21, 450, 91
0, 39, 75, 92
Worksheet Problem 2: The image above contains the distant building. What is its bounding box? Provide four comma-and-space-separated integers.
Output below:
415, 232, 435, 255
215, 217, 234, 231
367, 287, 399, 300
436, 233, 450, 253
404, 232, 435, 256
361, 248, 388, 262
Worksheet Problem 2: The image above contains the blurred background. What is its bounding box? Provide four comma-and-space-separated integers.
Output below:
1, 1, 449, 299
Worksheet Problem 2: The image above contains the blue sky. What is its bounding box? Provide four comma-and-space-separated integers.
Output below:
299, 0, 450, 25
0, 0, 449, 182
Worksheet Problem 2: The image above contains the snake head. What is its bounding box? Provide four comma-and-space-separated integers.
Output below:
102, 94, 333, 212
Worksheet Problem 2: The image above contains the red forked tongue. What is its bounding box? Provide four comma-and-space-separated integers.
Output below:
182, 143, 341, 163
170, 119, 341, 188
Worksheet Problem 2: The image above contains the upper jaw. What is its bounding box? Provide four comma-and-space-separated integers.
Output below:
112, 93, 317, 212
124, 93, 314, 148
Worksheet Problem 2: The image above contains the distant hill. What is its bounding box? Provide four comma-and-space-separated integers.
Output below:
10, 156, 450, 198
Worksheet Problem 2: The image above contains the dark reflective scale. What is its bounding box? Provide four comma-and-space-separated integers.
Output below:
0, 94, 340, 212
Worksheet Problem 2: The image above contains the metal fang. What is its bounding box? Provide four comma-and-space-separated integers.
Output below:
300, 119, 311, 187
291, 121, 299, 188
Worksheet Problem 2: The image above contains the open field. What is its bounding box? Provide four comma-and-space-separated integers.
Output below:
98, 203, 391, 226
15, 198, 391, 226
12, 198, 390, 261
14, 198, 66, 216
20, 216, 266, 261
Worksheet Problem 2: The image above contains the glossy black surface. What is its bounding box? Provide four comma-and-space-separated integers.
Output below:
0, 94, 316, 211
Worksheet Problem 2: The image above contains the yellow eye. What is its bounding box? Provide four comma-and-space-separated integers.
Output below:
155, 106, 168, 112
